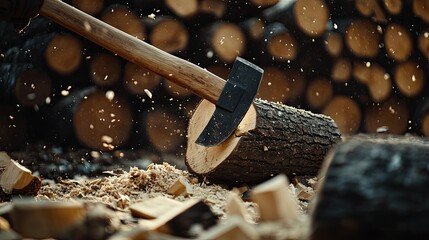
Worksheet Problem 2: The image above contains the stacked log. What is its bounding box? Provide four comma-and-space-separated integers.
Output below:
1, 0, 429, 153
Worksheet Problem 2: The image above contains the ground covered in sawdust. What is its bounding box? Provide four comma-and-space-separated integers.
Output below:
35, 162, 312, 239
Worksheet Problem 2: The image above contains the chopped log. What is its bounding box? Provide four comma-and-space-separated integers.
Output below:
123, 61, 161, 96
89, 52, 123, 87
355, 0, 387, 23
100, 5, 145, 40
73, 89, 133, 151
129, 196, 182, 219
322, 96, 361, 135
311, 135, 429, 239
364, 97, 409, 134
353, 61, 392, 102
382, 0, 402, 15
384, 23, 412, 62
331, 57, 352, 82
413, 0, 429, 24
45, 33, 83, 75
225, 191, 251, 221
71, 0, 104, 16
167, 176, 193, 197
198, 216, 259, 240
305, 78, 333, 110
0, 63, 52, 107
144, 107, 187, 153
418, 29, 429, 60
344, 19, 382, 58
262, 22, 299, 62
201, 22, 246, 63
199, 0, 227, 19
0, 152, 41, 201
146, 17, 189, 54
185, 98, 341, 185
251, 174, 299, 224
256, 66, 291, 103
165, 0, 199, 18
11, 200, 85, 239
240, 17, 266, 41
393, 60, 425, 97
0, 106, 27, 151
324, 31, 343, 57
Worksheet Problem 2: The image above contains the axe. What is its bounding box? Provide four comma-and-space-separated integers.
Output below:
1, 0, 263, 147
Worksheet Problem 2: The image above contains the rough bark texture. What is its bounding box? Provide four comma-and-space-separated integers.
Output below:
187, 99, 341, 185
311, 134, 429, 240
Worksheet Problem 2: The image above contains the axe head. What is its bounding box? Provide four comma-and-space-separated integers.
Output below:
196, 57, 263, 147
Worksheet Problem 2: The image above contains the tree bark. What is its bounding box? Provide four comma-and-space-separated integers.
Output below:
311, 134, 429, 240
185, 98, 341, 185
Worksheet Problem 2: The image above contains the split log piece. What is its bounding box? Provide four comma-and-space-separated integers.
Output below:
11, 200, 85, 239
45, 33, 83, 75
262, 22, 299, 62
418, 29, 429, 60
413, 0, 429, 24
145, 17, 189, 54
89, 52, 123, 87
0, 106, 27, 151
0, 152, 41, 201
167, 176, 193, 197
225, 191, 251, 221
165, 0, 199, 18
353, 61, 392, 102
364, 97, 409, 134
305, 78, 333, 110
185, 98, 341, 185
100, 5, 146, 40
344, 19, 382, 58
322, 96, 362, 135
393, 60, 425, 97
0, 63, 52, 107
71, 0, 104, 16
251, 174, 299, 224
331, 57, 352, 82
199, 0, 227, 19
384, 23, 412, 62
354, 0, 388, 23
129, 196, 182, 219
123, 61, 162, 96
256, 66, 292, 103
198, 216, 259, 240
311, 135, 429, 239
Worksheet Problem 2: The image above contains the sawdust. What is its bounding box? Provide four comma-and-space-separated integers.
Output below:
35, 162, 313, 239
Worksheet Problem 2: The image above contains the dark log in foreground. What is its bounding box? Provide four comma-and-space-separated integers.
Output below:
185, 99, 341, 185
311, 134, 429, 240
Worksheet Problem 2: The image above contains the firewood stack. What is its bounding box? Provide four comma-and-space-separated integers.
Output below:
1, 0, 429, 152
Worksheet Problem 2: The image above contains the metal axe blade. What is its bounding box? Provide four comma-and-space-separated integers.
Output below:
196, 57, 263, 146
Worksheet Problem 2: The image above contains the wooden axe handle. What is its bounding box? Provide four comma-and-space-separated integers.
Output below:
40, 0, 225, 103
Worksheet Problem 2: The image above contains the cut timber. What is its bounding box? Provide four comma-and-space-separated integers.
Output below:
73, 89, 133, 151
199, 0, 226, 18
11, 200, 85, 239
331, 57, 352, 82
345, 19, 381, 58
203, 22, 246, 63
322, 96, 361, 135
383, 0, 402, 15
256, 66, 291, 103
305, 78, 333, 110
0, 106, 27, 151
167, 176, 193, 197
101, 5, 145, 40
354, 0, 387, 23
0, 152, 41, 201
45, 33, 83, 75
71, 0, 104, 15
418, 30, 429, 60
165, 0, 199, 18
311, 135, 429, 239
364, 97, 409, 134
324, 31, 343, 57
251, 174, 299, 224
123, 61, 161, 96
353, 61, 392, 102
293, 0, 330, 37
384, 23, 412, 61
185, 99, 341, 185
263, 22, 298, 62
144, 107, 187, 153
147, 17, 189, 54
198, 216, 259, 240
89, 52, 122, 87
413, 0, 429, 24
393, 60, 425, 97
129, 196, 182, 219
